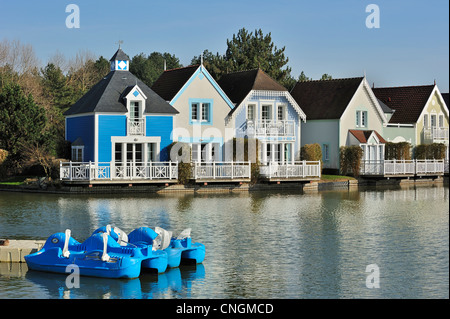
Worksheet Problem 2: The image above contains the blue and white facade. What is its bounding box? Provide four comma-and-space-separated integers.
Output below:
229, 90, 306, 163
63, 48, 178, 181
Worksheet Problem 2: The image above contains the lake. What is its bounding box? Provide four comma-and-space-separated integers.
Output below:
0, 185, 448, 299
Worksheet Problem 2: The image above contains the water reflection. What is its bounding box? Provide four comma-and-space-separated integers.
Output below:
1, 262, 205, 299
0, 185, 448, 298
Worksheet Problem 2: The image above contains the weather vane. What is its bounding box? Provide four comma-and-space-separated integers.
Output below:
116, 40, 123, 49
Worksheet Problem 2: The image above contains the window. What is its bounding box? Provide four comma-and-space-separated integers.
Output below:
423, 114, 428, 128
361, 111, 367, 127
114, 143, 122, 164
439, 115, 444, 128
190, 100, 212, 124
277, 105, 285, 121
147, 143, 156, 162
130, 101, 140, 121
71, 147, 84, 162
431, 114, 436, 128
201, 103, 210, 122
356, 110, 368, 127
323, 144, 329, 161
191, 103, 198, 121
262, 105, 271, 120
247, 104, 255, 121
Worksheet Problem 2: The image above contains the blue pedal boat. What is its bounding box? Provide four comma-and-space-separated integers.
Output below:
128, 226, 181, 269
93, 225, 169, 273
24, 230, 151, 279
171, 228, 206, 264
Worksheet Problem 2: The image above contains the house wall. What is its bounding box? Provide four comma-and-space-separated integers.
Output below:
66, 115, 95, 162
416, 90, 449, 145
340, 84, 385, 147
301, 119, 339, 170
171, 67, 233, 160
146, 115, 174, 161
97, 115, 126, 162
233, 92, 301, 160
383, 125, 416, 144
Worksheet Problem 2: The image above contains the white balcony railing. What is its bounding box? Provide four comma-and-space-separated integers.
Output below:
246, 120, 295, 137
128, 118, 145, 136
191, 161, 251, 180
423, 127, 449, 141
60, 161, 178, 181
360, 159, 445, 176
259, 161, 321, 179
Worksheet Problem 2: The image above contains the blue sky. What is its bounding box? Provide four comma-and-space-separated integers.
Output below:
0, 0, 449, 91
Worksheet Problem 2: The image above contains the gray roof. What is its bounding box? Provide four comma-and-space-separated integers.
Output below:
110, 48, 129, 61
64, 70, 178, 116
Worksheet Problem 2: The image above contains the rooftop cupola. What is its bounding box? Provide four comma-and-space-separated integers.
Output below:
110, 46, 130, 71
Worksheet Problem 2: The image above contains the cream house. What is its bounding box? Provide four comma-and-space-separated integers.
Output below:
290, 76, 388, 173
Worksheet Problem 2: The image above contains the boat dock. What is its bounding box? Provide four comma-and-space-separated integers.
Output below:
0, 240, 45, 263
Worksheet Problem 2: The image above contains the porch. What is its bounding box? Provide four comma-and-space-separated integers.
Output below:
360, 159, 446, 177
60, 161, 178, 184
259, 161, 322, 182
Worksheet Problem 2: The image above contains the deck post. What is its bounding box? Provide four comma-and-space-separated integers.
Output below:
169, 161, 172, 179
213, 161, 216, 179
69, 161, 72, 181
248, 160, 251, 178
231, 161, 234, 179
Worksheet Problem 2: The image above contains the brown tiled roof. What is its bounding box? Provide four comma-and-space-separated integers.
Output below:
289, 77, 364, 120
218, 68, 287, 106
151, 65, 199, 101
372, 85, 435, 124
349, 129, 387, 144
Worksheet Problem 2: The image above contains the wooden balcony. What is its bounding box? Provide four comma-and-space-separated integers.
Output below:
259, 161, 321, 182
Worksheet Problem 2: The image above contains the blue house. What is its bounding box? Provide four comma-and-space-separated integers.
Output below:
63, 48, 179, 181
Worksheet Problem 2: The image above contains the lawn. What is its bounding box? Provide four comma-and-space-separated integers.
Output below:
320, 174, 356, 182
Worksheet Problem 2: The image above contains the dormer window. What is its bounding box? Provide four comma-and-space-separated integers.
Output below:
130, 101, 141, 121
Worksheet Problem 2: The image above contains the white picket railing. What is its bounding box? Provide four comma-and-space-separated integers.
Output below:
191, 161, 251, 180
259, 161, 321, 179
246, 120, 295, 137
60, 162, 178, 181
360, 159, 445, 176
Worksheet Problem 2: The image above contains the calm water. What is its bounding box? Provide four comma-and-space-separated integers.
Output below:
0, 185, 448, 299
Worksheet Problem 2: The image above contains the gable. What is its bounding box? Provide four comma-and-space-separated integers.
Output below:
170, 66, 235, 109
341, 79, 387, 126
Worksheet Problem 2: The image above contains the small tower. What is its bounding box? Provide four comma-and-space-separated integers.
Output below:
110, 46, 130, 71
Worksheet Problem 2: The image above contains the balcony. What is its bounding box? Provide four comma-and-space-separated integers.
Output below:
128, 118, 145, 136
245, 120, 295, 137
423, 127, 448, 142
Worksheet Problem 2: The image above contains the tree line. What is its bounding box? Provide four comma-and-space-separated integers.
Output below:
0, 28, 331, 178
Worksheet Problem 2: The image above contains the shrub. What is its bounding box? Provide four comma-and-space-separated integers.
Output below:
385, 142, 411, 160
414, 143, 446, 160
339, 145, 363, 177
